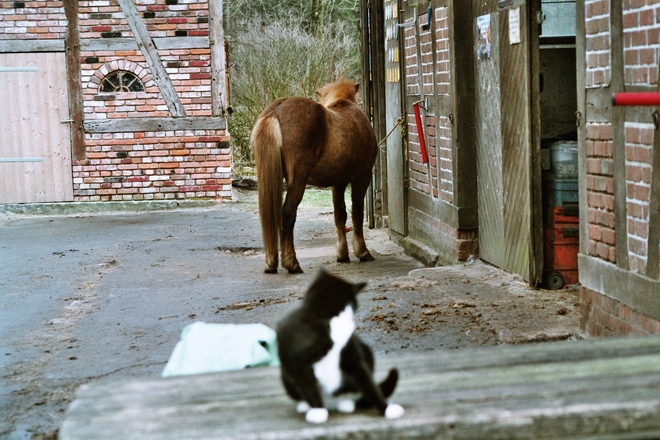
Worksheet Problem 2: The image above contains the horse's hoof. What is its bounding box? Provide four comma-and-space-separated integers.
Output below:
264, 267, 278, 274
359, 253, 375, 262
288, 266, 304, 274
337, 256, 350, 263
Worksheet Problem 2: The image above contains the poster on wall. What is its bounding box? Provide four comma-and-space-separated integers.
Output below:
477, 14, 492, 60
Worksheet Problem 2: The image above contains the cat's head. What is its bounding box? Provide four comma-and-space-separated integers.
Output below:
303, 267, 366, 317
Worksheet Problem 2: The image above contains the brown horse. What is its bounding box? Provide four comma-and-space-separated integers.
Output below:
250, 79, 377, 274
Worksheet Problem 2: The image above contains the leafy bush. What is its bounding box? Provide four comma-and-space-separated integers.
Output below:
226, 10, 361, 168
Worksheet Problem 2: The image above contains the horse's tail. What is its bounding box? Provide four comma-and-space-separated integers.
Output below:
251, 116, 283, 273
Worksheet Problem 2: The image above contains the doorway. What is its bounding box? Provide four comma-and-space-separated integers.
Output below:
538, 0, 579, 289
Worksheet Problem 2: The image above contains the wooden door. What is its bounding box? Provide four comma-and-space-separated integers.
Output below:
385, 0, 406, 235
473, 1, 542, 284
0, 53, 73, 203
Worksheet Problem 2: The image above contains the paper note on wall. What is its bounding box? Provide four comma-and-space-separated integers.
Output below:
509, 7, 521, 45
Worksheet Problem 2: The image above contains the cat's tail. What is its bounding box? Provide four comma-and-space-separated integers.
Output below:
356, 368, 399, 409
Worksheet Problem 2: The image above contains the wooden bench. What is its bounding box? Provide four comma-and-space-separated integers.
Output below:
59, 336, 660, 439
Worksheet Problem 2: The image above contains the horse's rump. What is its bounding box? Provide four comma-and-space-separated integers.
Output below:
250, 79, 378, 273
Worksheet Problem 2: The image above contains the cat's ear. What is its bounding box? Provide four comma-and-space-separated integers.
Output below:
353, 282, 367, 294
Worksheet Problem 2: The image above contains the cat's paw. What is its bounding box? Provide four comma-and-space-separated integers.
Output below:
305, 408, 329, 424
337, 399, 356, 414
385, 403, 404, 420
296, 401, 311, 414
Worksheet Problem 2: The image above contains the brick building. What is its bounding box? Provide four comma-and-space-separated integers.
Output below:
361, 0, 659, 336
578, 0, 660, 335
0, 0, 230, 204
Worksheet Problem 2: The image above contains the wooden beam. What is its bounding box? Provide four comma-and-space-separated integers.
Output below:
451, 0, 478, 228
64, 0, 86, 161
576, 0, 588, 256
579, 254, 660, 321
0, 39, 65, 53
80, 37, 210, 52
610, 0, 629, 270
83, 117, 226, 133
408, 188, 478, 230
60, 336, 660, 439
208, 0, 227, 117
116, 0, 186, 117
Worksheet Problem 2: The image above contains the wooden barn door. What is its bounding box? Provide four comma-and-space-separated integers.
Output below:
384, 0, 406, 235
0, 53, 73, 203
473, 1, 542, 284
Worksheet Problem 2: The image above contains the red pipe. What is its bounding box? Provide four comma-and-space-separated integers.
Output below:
613, 92, 660, 106
412, 102, 428, 164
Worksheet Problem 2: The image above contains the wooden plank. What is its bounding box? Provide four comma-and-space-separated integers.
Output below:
83, 116, 226, 133
208, 0, 227, 117
499, 5, 534, 283
528, 1, 543, 285
65, 0, 86, 161
60, 336, 660, 439
116, 0, 186, 118
0, 53, 73, 203
0, 39, 65, 53
610, 0, 629, 270
79, 36, 210, 52
451, 0, 478, 231
384, 0, 406, 235
474, 9, 506, 270
579, 253, 660, 321
576, 0, 588, 255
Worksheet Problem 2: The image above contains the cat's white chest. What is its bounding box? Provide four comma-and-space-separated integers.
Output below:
313, 305, 355, 394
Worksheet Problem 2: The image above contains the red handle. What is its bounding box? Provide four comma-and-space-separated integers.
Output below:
613, 92, 660, 106
412, 102, 428, 164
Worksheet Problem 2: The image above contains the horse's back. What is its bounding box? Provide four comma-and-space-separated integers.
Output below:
306, 101, 377, 186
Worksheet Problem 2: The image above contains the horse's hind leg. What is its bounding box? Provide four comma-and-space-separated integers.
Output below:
332, 184, 350, 262
351, 175, 375, 262
281, 181, 306, 274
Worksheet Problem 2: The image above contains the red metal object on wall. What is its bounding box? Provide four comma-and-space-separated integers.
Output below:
612, 92, 660, 106
412, 101, 428, 164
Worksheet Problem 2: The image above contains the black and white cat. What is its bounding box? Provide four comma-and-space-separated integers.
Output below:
276, 267, 404, 424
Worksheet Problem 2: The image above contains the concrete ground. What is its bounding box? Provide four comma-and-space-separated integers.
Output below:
0, 188, 582, 439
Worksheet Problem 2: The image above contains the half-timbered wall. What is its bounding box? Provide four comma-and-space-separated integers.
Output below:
399, 2, 478, 265
0, 0, 230, 203
578, 0, 660, 336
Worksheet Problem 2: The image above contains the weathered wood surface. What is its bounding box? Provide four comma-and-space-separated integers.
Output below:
59, 336, 660, 439
83, 116, 226, 133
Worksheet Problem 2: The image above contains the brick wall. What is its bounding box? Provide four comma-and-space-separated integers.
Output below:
78, 0, 210, 39
585, 0, 611, 87
0, 1, 66, 40
625, 122, 653, 273
73, 131, 229, 201
404, 24, 418, 95
1, 0, 231, 202
623, 0, 660, 85
585, 122, 616, 263
434, 7, 450, 96
581, 0, 660, 336
401, 5, 475, 263
581, 286, 660, 335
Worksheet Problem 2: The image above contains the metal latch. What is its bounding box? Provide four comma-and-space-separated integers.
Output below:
61, 118, 74, 124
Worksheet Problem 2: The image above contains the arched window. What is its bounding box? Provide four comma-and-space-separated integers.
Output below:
99, 70, 144, 93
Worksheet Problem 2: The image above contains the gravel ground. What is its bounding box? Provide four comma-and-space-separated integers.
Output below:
0, 187, 582, 439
